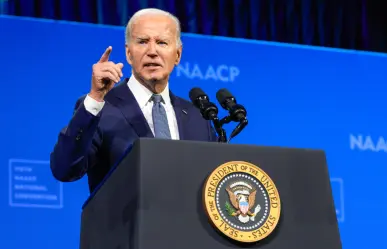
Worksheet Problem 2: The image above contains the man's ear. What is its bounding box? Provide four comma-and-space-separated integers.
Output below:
175, 45, 182, 65
125, 44, 133, 65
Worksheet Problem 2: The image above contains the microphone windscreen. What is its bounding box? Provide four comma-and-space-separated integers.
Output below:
189, 87, 206, 102
216, 88, 233, 104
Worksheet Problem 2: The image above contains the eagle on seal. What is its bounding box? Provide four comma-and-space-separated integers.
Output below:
226, 187, 257, 217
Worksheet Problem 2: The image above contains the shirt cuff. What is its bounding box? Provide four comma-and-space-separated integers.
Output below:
84, 94, 105, 116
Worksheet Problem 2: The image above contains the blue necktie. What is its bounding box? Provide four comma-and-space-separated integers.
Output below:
152, 94, 171, 139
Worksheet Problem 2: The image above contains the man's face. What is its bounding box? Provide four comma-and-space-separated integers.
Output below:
125, 14, 182, 88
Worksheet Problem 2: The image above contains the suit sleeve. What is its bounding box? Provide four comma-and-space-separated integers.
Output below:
50, 95, 102, 182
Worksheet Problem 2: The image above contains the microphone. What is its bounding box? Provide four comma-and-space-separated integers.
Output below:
189, 87, 227, 143
189, 87, 218, 121
216, 88, 248, 142
216, 88, 247, 122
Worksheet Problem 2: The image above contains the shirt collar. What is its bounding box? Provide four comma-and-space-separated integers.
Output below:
127, 75, 171, 109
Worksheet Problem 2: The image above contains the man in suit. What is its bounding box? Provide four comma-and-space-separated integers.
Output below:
50, 8, 218, 193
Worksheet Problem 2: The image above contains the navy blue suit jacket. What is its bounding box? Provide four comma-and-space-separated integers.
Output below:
50, 79, 217, 192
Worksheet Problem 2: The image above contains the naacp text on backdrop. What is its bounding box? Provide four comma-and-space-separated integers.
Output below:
350, 134, 387, 152
175, 62, 240, 82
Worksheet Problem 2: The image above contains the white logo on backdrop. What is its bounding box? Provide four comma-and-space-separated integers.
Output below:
175, 62, 240, 82
8, 158, 63, 209
349, 134, 387, 152
331, 178, 345, 223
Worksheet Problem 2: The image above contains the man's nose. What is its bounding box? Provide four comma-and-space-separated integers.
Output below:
146, 42, 158, 57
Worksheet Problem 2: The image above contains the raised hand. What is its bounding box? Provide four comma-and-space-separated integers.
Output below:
89, 46, 124, 101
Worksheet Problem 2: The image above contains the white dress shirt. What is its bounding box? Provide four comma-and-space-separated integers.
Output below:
83, 75, 180, 140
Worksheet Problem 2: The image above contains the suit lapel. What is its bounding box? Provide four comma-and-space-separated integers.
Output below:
170, 91, 190, 140
110, 80, 154, 138
109, 80, 190, 140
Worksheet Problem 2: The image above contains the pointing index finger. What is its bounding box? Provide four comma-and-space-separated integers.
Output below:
99, 46, 112, 62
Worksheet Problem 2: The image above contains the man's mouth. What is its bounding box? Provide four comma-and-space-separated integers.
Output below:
144, 63, 162, 68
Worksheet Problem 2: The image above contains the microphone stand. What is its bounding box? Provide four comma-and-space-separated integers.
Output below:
219, 115, 233, 126
217, 115, 248, 143
211, 117, 227, 143
215, 115, 232, 143
228, 118, 248, 143
196, 102, 227, 143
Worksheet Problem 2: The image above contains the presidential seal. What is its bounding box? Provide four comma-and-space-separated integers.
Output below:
203, 161, 281, 243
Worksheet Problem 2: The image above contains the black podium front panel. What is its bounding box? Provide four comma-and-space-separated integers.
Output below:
79, 138, 342, 249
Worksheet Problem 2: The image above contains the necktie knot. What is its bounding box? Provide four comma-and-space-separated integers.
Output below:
152, 94, 163, 104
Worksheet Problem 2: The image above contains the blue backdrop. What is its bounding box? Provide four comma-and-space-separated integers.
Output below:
1, 15, 387, 249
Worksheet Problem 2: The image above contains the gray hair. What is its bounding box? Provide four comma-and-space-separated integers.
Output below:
125, 8, 182, 47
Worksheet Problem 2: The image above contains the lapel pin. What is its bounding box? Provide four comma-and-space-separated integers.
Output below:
182, 109, 188, 115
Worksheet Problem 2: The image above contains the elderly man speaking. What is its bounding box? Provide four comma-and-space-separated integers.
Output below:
50, 8, 217, 192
